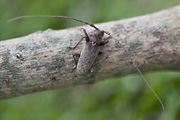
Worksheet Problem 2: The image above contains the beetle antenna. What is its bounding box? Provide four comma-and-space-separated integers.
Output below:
8, 15, 99, 30
110, 35, 164, 110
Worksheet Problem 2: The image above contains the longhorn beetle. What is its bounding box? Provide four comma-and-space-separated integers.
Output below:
8, 15, 164, 110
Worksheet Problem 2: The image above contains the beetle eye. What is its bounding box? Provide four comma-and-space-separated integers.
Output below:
90, 41, 97, 46
101, 31, 104, 36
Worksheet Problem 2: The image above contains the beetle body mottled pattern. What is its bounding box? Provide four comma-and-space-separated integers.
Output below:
75, 29, 105, 75
77, 38, 100, 74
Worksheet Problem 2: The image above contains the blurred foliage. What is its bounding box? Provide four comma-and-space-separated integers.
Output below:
0, 0, 180, 120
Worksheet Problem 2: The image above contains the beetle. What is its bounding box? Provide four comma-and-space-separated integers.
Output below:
68, 28, 109, 75
8, 15, 164, 109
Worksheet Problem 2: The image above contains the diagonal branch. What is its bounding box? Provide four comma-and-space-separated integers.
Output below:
1, 5, 180, 100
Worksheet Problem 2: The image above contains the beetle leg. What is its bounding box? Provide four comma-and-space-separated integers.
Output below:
73, 53, 80, 65
99, 39, 109, 46
81, 28, 90, 42
94, 52, 108, 65
101, 30, 110, 35
72, 53, 80, 69
68, 28, 90, 49
98, 52, 108, 63
68, 37, 86, 49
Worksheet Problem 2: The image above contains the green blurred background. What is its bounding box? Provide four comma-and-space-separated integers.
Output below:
1, 0, 180, 120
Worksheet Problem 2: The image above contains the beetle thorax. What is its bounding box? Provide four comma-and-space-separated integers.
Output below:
89, 30, 104, 46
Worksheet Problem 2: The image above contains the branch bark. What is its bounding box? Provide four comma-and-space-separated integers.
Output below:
1, 5, 180, 100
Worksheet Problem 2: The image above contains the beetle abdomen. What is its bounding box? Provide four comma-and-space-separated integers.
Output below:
76, 42, 100, 75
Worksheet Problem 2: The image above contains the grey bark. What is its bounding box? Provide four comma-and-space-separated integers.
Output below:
1, 5, 180, 100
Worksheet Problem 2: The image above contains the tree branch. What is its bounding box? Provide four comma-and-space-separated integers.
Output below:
1, 5, 180, 100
